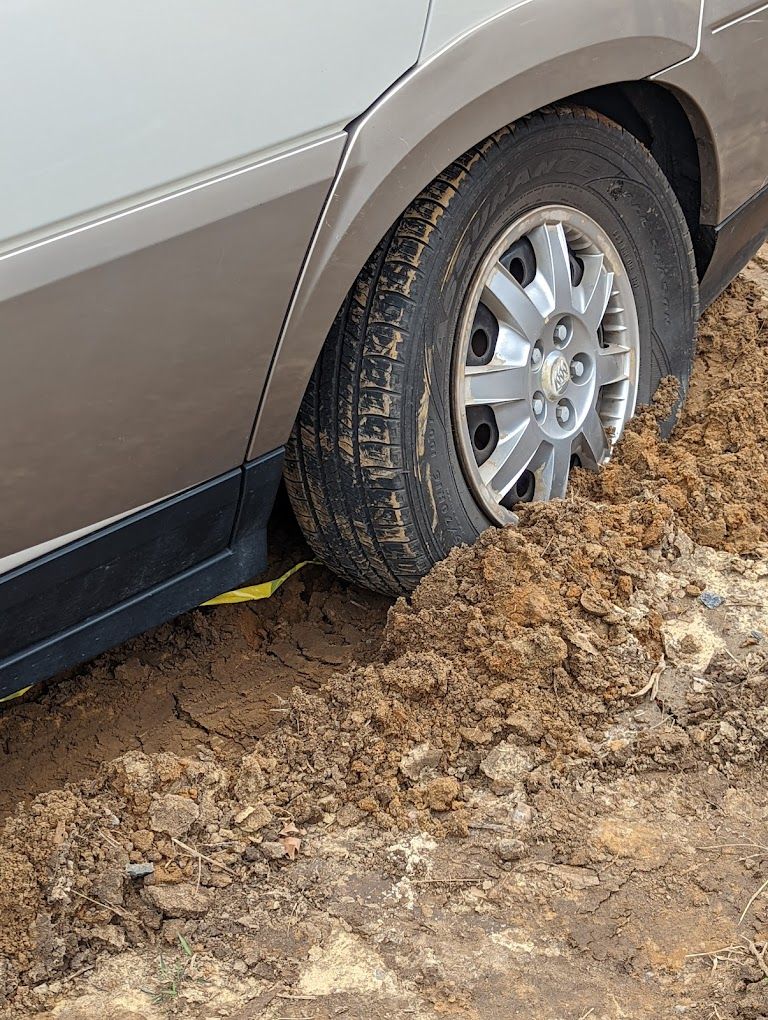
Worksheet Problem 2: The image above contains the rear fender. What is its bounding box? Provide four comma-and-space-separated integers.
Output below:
250, 0, 702, 456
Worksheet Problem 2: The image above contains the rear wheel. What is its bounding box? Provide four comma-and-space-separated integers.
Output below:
285, 106, 698, 595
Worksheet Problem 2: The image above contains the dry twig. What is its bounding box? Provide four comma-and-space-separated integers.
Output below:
171, 835, 237, 877
630, 654, 666, 699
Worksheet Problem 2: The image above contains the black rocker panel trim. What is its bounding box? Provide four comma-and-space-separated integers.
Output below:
0, 449, 283, 697
700, 181, 768, 308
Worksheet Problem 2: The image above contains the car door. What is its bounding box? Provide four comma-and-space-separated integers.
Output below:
0, 0, 430, 572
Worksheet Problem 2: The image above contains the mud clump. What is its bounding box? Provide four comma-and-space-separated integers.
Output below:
577, 275, 768, 553
247, 497, 687, 831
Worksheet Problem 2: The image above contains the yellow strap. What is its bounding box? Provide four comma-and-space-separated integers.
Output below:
0, 684, 33, 705
0, 560, 318, 705
201, 559, 318, 605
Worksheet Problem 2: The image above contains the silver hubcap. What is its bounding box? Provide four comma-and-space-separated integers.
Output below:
452, 205, 639, 524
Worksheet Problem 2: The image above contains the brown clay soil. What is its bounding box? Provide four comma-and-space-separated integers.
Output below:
1, 249, 768, 1020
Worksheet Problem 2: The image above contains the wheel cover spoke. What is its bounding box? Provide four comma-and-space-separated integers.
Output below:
530, 222, 573, 312
536, 441, 572, 501
453, 204, 640, 524
465, 364, 529, 406
480, 419, 541, 500
597, 343, 632, 387
483, 264, 546, 339
575, 253, 614, 333
580, 413, 611, 468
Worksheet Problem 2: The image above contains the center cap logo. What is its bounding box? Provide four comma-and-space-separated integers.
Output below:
552, 357, 569, 393
542, 353, 570, 399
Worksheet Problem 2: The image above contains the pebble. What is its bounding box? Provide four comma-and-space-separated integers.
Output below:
126, 862, 155, 879
399, 742, 442, 781
512, 803, 533, 826
698, 591, 724, 609
260, 840, 287, 861
480, 742, 533, 793
497, 837, 526, 862
719, 720, 738, 741
149, 794, 200, 839
144, 882, 213, 918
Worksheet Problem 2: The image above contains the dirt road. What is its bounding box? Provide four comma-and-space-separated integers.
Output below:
1, 252, 767, 1019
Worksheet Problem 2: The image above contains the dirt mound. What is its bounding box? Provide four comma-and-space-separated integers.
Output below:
576, 272, 768, 553
260, 497, 675, 832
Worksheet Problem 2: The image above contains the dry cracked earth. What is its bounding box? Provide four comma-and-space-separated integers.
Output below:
1, 250, 768, 1020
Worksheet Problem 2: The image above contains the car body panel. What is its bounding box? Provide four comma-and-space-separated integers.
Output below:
0, 135, 343, 561
250, 0, 703, 457
0, 0, 430, 242
655, 1, 768, 220
0, 452, 284, 698
1, 0, 430, 565
419, 0, 701, 59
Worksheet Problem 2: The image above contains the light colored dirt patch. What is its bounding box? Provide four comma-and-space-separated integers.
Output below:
296, 928, 400, 996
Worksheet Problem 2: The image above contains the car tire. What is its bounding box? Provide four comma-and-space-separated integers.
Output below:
284, 106, 699, 595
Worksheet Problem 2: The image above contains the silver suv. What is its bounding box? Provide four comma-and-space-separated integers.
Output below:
2, 0, 767, 695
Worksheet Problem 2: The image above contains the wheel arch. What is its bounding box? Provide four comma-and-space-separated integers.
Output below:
567, 80, 720, 279
249, 0, 708, 458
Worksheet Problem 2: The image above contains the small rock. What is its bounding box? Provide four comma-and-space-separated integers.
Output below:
161, 918, 189, 945
718, 720, 738, 742
512, 802, 533, 827
233, 750, 266, 803
399, 742, 443, 781
459, 726, 494, 745
497, 838, 526, 862
480, 742, 533, 792
580, 588, 612, 616
144, 883, 213, 918
126, 862, 155, 880
149, 794, 200, 839
260, 840, 287, 861
672, 528, 695, 558
505, 711, 544, 743
206, 871, 233, 889
90, 869, 125, 907
420, 777, 460, 811
698, 591, 724, 609
132, 829, 154, 852
234, 802, 272, 832
89, 923, 126, 949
